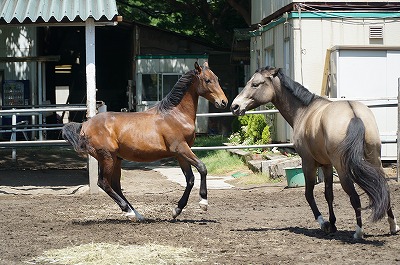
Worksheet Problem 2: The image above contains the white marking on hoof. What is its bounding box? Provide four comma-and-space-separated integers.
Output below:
125, 209, 144, 222
317, 215, 325, 229
388, 217, 400, 234
199, 199, 208, 211
353, 224, 364, 239
172, 208, 182, 219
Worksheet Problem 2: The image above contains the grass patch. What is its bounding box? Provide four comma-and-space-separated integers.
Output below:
194, 135, 248, 175
228, 172, 283, 187
30, 242, 203, 265
193, 135, 283, 185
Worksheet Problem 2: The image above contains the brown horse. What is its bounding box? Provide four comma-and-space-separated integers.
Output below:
62, 62, 228, 221
231, 66, 399, 239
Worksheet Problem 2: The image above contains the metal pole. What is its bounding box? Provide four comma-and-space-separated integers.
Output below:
11, 112, 16, 161
398, 77, 400, 182
86, 17, 99, 194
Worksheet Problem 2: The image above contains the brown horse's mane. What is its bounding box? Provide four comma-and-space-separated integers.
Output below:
259, 66, 317, 106
156, 70, 196, 114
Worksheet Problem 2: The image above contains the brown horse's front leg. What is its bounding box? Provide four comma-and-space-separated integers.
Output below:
173, 150, 208, 219
173, 157, 195, 218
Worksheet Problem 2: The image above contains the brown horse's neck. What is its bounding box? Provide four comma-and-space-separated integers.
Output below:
271, 81, 306, 128
175, 81, 199, 122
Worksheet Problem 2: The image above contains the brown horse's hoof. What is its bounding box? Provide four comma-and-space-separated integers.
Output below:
321, 221, 337, 234
125, 210, 145, 222
172, 207, 182, 219
199, 199, 208, 211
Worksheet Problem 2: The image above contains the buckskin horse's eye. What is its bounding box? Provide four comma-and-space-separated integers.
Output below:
252, 80, 264, 88
205, 79, 211, 84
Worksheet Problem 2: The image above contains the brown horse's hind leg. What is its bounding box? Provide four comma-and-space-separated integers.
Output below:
110, 157, 144, 221
321, 165, 337, 234
97, 152, 144, 221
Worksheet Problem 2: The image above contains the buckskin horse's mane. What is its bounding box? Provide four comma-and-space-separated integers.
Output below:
258, 66, 317, 106
156, 69, 196, 113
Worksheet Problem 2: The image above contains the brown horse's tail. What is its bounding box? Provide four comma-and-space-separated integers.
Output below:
339, 116, 389, 222
62, 122, 90, 154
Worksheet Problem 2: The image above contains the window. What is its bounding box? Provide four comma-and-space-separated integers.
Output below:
141, 73, 182, 102
141, 74, 158, 101
265, 46, 275, 67
161, 74, 181, 98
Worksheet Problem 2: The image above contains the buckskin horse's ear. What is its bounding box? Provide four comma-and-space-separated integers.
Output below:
195, 62, 202, 74
270, 67, 279, 77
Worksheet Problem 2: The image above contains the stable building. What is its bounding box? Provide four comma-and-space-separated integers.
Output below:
251, 0, 400, 159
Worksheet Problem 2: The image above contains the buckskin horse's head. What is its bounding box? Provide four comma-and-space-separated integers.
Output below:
231, 66, 278, 116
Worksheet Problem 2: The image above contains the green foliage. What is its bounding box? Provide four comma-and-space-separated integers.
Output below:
261, 125, 271, 144
246, 114, 267, 143
116, 0, 250, 47
229, 113, 271, 145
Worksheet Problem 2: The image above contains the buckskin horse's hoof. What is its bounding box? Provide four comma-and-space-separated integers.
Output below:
172, 207, 182, 219
321, 221, 337, 234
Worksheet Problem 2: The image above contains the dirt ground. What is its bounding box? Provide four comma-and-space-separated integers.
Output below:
0, 148, 400, 264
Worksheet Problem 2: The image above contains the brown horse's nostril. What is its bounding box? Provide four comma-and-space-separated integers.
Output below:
221, 100, 227, 109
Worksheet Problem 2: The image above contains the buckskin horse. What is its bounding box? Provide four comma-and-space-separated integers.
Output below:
231, 66, 399, 239
62, 62, 228, 221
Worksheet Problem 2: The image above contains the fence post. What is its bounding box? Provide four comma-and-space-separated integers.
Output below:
398, 77, 400, 182
86, 17, 99, 194
11, 112, 16, 162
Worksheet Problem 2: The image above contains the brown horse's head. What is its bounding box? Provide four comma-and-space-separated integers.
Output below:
231, 66, 278, 116
194, 62, 228, 109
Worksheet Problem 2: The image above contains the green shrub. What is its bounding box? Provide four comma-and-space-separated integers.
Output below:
261, 125, 271, 144
246, 114, 267, 142
229, 112, 271, 145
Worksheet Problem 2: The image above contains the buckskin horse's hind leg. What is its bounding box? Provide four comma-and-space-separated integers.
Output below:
387, 202, 399, 234
97, 151, 144, 221
337, 169, 363, 239
321, 165, 337, 234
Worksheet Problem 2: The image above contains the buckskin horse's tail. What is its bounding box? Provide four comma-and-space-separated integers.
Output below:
62, 122, 90, 154
340, 116, 389, 222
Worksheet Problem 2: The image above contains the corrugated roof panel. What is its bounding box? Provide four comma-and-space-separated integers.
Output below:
0, 0, 118, 23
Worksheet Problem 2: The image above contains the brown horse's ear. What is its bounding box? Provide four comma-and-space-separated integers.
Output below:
195, 62, 202, 74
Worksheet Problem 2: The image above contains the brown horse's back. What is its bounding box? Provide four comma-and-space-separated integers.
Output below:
81, 111, 182, 162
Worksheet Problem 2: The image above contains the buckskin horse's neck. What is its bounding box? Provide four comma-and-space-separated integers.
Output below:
271, 82, 306, 128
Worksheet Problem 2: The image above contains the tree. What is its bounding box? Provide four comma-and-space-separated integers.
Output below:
116, 0, 250, 48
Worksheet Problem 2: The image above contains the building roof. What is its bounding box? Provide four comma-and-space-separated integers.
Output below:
0, 0, 118, 24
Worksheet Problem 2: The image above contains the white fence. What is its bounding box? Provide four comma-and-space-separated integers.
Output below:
0, 99, 399, 182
